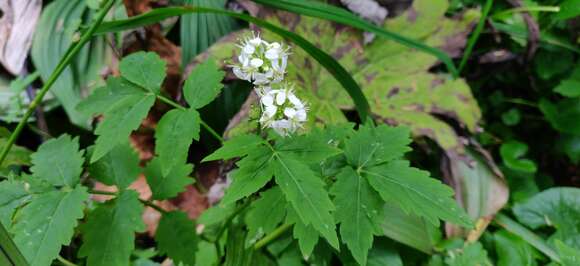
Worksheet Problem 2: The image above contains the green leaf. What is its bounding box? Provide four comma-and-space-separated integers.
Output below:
92, 93, 155, 162
500, 140, 537, 174
444, 242, 492, 266
155, 108, 200, 176
556, 240, 580, 266
195, 241, 218, 266
344, 125, 411, 168
273, 153, 339, 249
183, 59, 225, 109
513, 187, 580, 248
88, 142, 140, 189
494, 230, 538, 266
0, 138, 32, 168
275, 133, 343, 162
79, 190, 145, 266
221, 146, 274, 205
245, 187, 286, 246
534, 50, 574, 80
156, 211, 199, 266
77, 77, 146, 117
202, 134, 266, 162
554, 66, 580, 97
144, 157, 193, 200
286, 208, 319, 257
31, 134, 84, 187
557, 134, 580, 164
0, 180, 30, 227
364, 161, 473, 228
502, 108, 521, 126
367, 238, 403, 266
13, 186, 88, 266
330, 167, 383, 265
555, 0, 580, 20
120, 52, 166, 94
198, 203, 236, 226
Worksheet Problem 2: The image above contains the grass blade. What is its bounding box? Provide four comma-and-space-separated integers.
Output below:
0, 222, 28, 266
458, 0, 494, 73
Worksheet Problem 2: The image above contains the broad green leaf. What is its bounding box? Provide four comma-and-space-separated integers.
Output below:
556, 240, 580, 266
286, 208, 319, 257
202, 134, 265, 162
245, 187, 286, 246
330, 167, 383, 265
444, 242, 492, 266
120, 52, 166, 94
92, 93, 155, 162
155, 108, 200, 175
79, 190, 145, 266
77, 77, 147, 117
494, 230, 538, 266
183, 59, 225, 109
221, 146, 274, 205
556, 0, 580, 20
195, 241, 218, 266
344, 125, 411, 168
275, 133, 343, 162
273, 153, 339, 249
540, 98, 580, 135
364, 161, 473, 227
156, 211, 199, 266
30, 134, 84, 187
0, 180, 29, 227
144, 158, 194, 200
88, 142, 141, 189
513, 187, 580, 248
13, 186, 88, 266
500, 140, 537, 173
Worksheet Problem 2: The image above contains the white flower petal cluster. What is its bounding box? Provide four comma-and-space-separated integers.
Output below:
231, 32, 289, 85
259, 84, 308, 136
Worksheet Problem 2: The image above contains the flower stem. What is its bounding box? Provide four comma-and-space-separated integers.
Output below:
253, 223, 293, 250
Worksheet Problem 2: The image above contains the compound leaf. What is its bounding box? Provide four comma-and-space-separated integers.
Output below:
344, 125, 411, 168
203, 134, 266, 162
119, 51, 166, 94
144, 158, 193, 200
88, 142, 141, 189
156, 211, 199, 266
30, 134, 84, 187
155, 108, 200, 176
183, 59, 225, 109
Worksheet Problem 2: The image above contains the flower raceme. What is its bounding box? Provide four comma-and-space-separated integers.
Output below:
259, 84, 308, 136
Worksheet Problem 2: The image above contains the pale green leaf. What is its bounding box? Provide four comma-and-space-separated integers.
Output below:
202, 134, 265, 162
144, 158, 193, 200
273, 153, 339, 249
364, 161, 473, 227
156, 211, 198, 266
155, 108, 200, 176
88, 142, 140, 189
13, 186, 88, 266
31, 134, 84, 187
120, 52, 166, 94
0, 180, 30, 227
183, 59, 225, 109
344, 125, 411, 168
245, 187, 286, 246
79, 190, 145, 266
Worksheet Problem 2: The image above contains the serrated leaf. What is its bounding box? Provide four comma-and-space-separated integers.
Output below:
183, 59, 225, 109
198, 203, 236, 226
273, 153, 339, 249
246, 187, 286, 246
120, 52, 166, 94
30, 134, 84, 187
156, 211, 198, 266
77, 77, 147, 117
344, 125, 411, 168
0, 180, 29, 227
286, 208, 319, 258
202, 134, 265, 162
331, 167, 383, 265
88, 142, 141, 189
221, 146, 274, 205
13, 186, 88, 266
155, 108, 200, 175
364, 161, 473, 228
144, 157, 193, 200
92, 94, 155, 162
79, 190, 145, 266
275, 133, 343, 162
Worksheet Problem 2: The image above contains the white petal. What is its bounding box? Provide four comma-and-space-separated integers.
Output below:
250, 58, 264, 68
233, 67, 250, 81
296, 109, 307, 121
249, 37, 262, 46
261, 94, 274, 106
264, 105, 277, 117
275, 90, 287, 105
284, 107, 297, 118
288, 94, 303, 108
265, 48, 280, 60
243, 44, 255, 54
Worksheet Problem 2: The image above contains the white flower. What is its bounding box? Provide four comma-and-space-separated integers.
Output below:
230, 32, 290, 85
258, 83, 308, 136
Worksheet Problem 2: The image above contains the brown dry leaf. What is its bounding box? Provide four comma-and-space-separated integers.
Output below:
0, 0, 41, 74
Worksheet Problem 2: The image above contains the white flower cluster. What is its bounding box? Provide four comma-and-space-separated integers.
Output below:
231, 32, 307, 136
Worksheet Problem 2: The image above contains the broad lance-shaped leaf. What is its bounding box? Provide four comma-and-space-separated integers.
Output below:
155, 108, 200, 175
220, 146, 274, 204
331, 167, 383, 265
245, 187, 286, 246
273, 153, 339, 249
344, 125, 411, 168
79, 190, 145, 266
119, 51, 166, 94
88, 142, 141, 189
92, 94, 155, 162
144, 157, 194, 200
202, 134, 266, 162
364, 160, 473, 228
183, 59, 225, 109
12, 186, 88, 266
0, 180, 29, 227
156, 211, 199, 266
30, 134, 84, 187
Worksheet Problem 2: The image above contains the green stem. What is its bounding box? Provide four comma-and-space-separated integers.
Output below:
0, 0, 116, 166
89, 189, 168, 214
458, 0, 493, 73
503, 98, 538, 108
212, 200, 251, 243
156, 95, 224, 143
253, 223, 293, 250
492, 6, 560, 19
56, 255, 78, 266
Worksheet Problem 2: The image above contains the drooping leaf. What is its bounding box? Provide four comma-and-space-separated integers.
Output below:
120, 51, 166, 94
144, 158, 194, 200
155, 108, 200, 175
494, 230, 538, 266
202, 134, 266, 162
344, 125, 411, 168
330, 167, 383, 265
273, 153, 339, 249
245, 187, 286, 246
30, 134, 84, 187
0, 180, 30, 227
364, 161, 473, 228
12, 186, 88, 266
183, 59, 225, 109
79, 190, 145, 266
156, 211, 199, 266
88, 142, 140, 190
